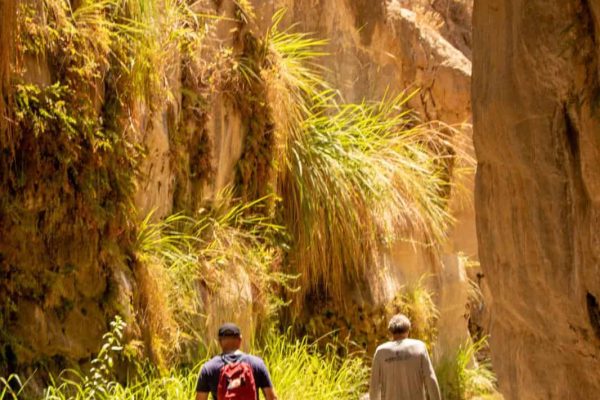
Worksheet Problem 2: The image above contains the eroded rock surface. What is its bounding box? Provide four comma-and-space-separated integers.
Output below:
473, 1, 600, 398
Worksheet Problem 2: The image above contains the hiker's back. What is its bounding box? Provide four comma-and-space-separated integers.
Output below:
217, 355, 257, 400
373, 339, 429, 400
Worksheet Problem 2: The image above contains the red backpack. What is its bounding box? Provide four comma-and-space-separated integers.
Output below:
217, 355, 257, 400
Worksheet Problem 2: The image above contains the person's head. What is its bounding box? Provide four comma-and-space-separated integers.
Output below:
388, 314, 411, 340
217, 323, 242, 353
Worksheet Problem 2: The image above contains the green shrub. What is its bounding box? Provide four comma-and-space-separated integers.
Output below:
435, 336, 497, 400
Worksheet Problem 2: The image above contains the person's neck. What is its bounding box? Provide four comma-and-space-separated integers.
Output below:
222, 348, 241, 354
392, 334, 409, 341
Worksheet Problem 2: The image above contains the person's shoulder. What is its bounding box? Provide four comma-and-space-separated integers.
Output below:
243, 353, 267, 366
201, 355, 224, 372
405, 338, 428, 351
375, 341, 395, 352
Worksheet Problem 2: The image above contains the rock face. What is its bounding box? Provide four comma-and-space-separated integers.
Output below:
473, 1, 600, 398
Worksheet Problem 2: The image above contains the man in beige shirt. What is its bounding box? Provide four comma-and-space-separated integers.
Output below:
369, 314, 441, 400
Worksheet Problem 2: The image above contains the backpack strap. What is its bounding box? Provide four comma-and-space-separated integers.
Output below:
221, 351, 245, 365
221, 354, 229, 366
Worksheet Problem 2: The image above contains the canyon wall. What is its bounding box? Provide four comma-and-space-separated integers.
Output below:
473, 0, 600, 398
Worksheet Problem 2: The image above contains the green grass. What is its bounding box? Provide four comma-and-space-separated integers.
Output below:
0, 318, 367, 400
259, 332, 368, 400
389, 276, 440, 348
280, 94, 456, 304
435, 336, 498, 400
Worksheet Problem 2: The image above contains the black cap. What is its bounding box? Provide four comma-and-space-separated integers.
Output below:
218, 323, 241, 338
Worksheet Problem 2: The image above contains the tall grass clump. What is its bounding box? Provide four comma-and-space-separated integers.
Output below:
388, 276, 440, 348
260, 331, 368, 400
280, 95, 455, 303
135, 190, 289, 364
435, 336, 497, 400
249, 11, 461, 304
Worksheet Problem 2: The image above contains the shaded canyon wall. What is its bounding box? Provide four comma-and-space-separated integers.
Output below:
473, 0, 600, 398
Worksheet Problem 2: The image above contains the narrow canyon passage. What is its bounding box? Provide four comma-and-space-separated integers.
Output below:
0, 1, 598, 399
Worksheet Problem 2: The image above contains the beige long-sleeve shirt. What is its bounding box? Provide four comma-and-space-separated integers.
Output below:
369, 339, 441, 400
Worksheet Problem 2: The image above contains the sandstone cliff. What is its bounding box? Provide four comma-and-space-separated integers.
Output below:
473, 0, 600, 398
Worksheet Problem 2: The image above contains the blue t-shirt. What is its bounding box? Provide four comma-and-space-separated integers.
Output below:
196, 351, 274, 399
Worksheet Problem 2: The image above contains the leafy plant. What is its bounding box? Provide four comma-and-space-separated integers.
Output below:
43, 315, 128, 399
81, 316, 127, 397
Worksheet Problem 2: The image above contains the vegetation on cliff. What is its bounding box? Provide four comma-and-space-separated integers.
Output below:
0, 0, 494, 399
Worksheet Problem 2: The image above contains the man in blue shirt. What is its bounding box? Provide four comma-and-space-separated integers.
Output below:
195, 323, 278, 400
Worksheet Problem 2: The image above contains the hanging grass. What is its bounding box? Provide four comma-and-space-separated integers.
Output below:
244, 11, 466, 305
279, 94, 456, 303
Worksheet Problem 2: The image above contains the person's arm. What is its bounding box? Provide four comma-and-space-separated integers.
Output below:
262, 387, 278, 400
195, 365, 212, 400
254, 357, 277, 400
369, 349, 382, 400
195, 392, 209, 400
420, 346, 441, 400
